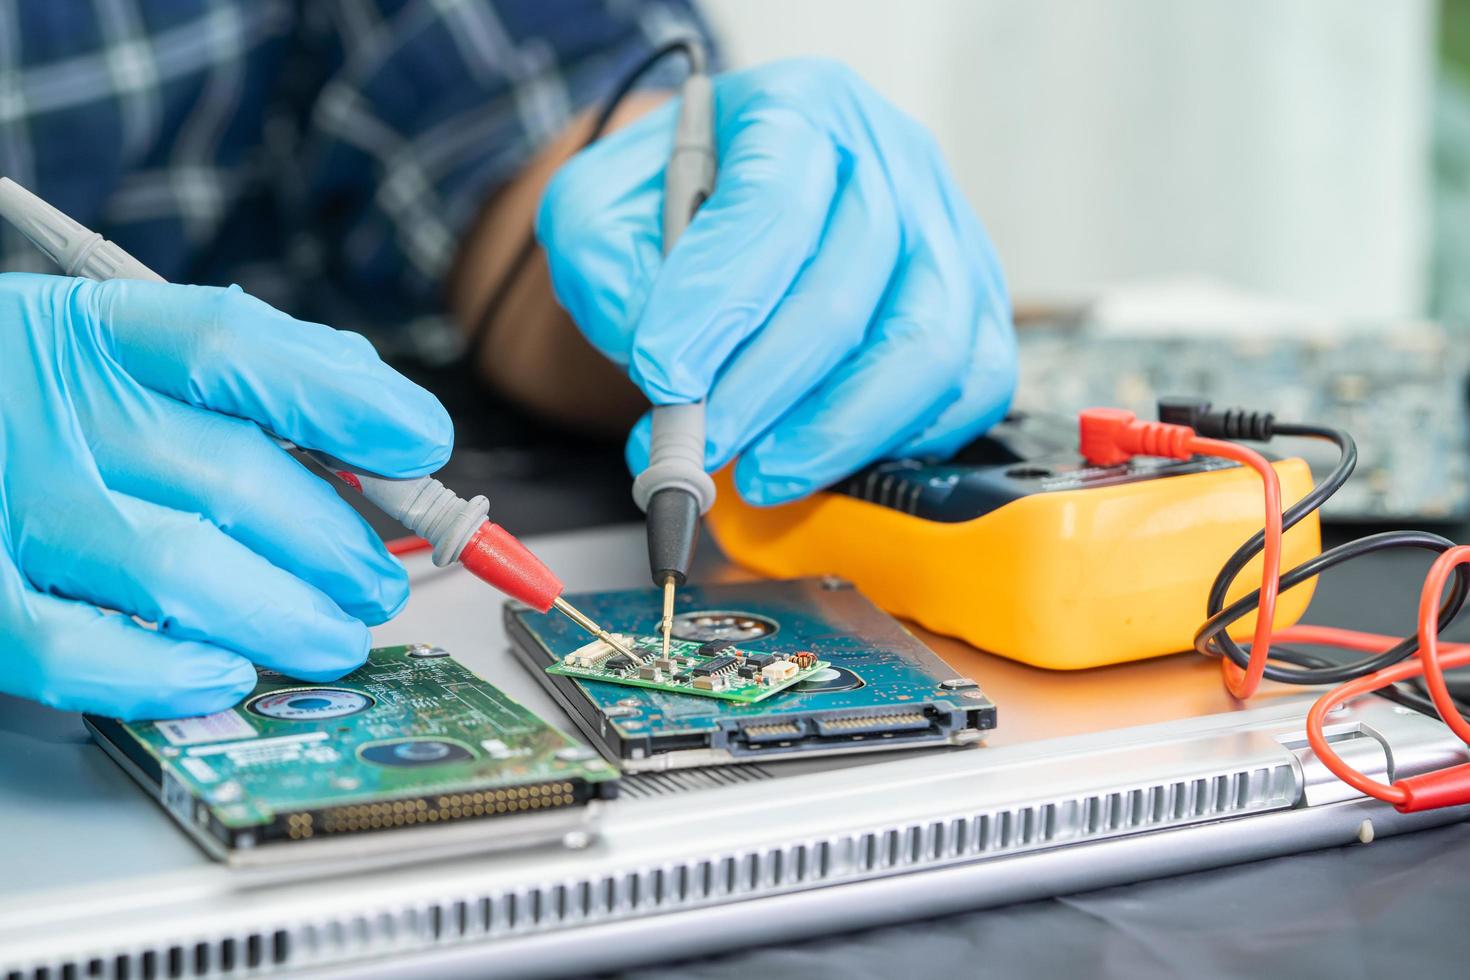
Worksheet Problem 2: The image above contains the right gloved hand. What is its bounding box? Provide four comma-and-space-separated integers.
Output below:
538, 58, 1016, 506
0, 273, 452, 720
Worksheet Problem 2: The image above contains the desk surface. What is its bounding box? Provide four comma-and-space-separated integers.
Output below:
2, 522, 1467, 978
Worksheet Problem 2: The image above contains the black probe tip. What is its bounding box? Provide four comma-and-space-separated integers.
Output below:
647, 487, 700, 586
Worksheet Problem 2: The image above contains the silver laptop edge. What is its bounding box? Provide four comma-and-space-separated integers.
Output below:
5, 692, 1466, 978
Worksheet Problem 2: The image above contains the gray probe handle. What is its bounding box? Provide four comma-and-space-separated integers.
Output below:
312, 457, 487, 568
632, 403, 716, 512
661, 73, 715, 247
0, 177, 163, 282
633, 71, 718, 516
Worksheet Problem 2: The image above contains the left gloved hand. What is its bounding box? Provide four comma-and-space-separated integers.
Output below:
0, 274, 451, 720
538, 57, 1016, 504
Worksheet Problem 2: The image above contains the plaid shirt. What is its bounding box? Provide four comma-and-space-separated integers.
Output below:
0, 0, 706, 355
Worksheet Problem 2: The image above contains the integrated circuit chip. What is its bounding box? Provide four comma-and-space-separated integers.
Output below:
690, 655, 737, 677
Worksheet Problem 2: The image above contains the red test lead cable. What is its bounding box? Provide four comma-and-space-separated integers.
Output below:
1306, 547, 1470, 812
1083, 406, 1470, 811
1078, 408, 1284, 699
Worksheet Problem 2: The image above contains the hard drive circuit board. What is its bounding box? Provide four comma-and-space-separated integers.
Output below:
547, 634, 829, 703
507, 578, 997, 767
86, 645, 617, 853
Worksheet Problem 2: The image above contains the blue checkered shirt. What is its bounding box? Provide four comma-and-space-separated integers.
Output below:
0, 0, 706, 355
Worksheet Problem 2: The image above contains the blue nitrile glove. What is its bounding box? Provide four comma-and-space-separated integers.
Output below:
0, 274, 452, 720
538, 58, 1017, 504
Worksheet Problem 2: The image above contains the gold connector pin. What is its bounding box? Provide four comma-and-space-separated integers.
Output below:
552, 596, 645, 665
659, 574, 677, 658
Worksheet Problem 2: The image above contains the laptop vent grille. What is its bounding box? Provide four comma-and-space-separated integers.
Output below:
618, 765, 775, 799
13, 763, 1294, 979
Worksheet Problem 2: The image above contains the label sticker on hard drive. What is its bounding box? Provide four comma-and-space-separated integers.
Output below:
155, 709, 257, 746
179, 757, 219, 784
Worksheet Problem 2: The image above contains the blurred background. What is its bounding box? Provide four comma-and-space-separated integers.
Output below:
707, 0, 1434, 320
696, 0, 1470, 523
428, 0, 1470, 532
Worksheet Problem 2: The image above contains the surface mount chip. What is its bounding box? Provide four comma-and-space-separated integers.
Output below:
85, 645, 618, 866
547, 635, 829, 703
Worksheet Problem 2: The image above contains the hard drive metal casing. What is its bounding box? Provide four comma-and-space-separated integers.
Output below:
505, 578, 996, 771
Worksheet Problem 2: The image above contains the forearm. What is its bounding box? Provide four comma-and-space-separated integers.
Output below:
448, 94, 666, 434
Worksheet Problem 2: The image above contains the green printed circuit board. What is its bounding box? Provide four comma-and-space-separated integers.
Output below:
547, 634, 829, 703
85, 645, 618, 856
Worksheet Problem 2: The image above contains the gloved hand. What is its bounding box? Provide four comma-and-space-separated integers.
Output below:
538, 58, 1016, 504
0, 273, 452, 720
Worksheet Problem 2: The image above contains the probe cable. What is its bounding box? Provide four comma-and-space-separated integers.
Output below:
1195, 438, 1282, 699
1194, 419, 1470, 686
1082, 402, 1470, 811
1077, 408, 1283, 698
386, 535, 433, 557
1305, 547, 1470, 811
460, 36, 706, 374
389, 42, 707, 566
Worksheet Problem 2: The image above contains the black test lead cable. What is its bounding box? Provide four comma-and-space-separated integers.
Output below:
1177, 407, 1470, 686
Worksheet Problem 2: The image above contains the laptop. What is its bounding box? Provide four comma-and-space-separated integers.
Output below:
2, 528, 1466, 979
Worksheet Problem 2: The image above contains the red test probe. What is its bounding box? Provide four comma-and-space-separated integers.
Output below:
0, 174, 637, 663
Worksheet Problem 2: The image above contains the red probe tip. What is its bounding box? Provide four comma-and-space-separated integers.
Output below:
458, 521, 563, 613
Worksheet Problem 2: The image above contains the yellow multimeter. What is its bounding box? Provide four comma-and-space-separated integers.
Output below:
705, 414, 1319, 670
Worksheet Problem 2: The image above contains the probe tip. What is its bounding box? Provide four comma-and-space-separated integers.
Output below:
552, 596, 645, 665
660, 574, 677, 658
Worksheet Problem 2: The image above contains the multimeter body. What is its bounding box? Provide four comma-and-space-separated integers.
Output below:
706, 415, 1320, 670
